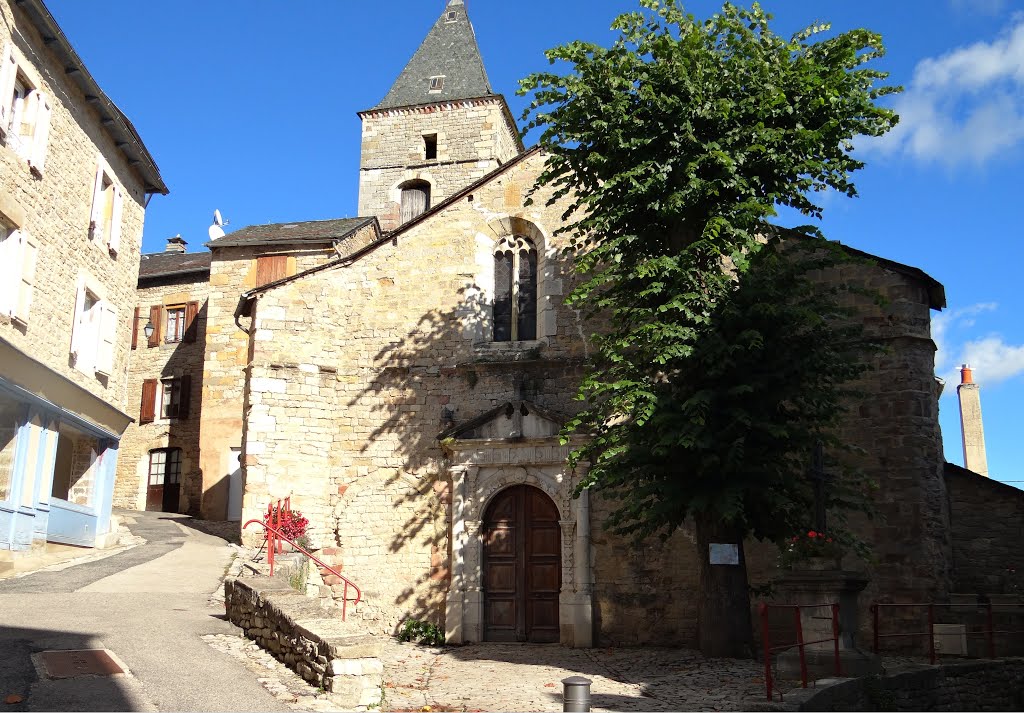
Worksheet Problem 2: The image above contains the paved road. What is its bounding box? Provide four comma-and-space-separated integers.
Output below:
0, 510, 290, 712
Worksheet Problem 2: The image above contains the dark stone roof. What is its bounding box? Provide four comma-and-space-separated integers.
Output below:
207, 217, 376, 248
372, 0, 493, 111
138, 251, 211, 280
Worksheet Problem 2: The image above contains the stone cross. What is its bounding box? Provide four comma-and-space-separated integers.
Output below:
809, 440, 829, 533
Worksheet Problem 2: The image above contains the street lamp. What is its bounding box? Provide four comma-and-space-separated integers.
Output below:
143, 320, 154, 340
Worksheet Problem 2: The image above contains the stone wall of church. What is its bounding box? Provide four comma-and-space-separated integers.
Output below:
114, 269, 209, 513
357, 98, 521, 231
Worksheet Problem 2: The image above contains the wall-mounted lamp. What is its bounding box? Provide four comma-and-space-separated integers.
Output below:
143, 320, 155, 339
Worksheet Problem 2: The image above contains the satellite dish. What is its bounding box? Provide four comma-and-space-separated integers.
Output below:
208, 224, 225, 240
213, 209, 224, 226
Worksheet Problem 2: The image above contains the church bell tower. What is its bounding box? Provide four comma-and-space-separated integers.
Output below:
357, 0, 524, 232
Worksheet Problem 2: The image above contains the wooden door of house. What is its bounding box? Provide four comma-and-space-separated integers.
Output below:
146, 448, 182, 513
483, 485, 561, 643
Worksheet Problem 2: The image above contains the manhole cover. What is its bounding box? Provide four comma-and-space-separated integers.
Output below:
39, 650, 124, 678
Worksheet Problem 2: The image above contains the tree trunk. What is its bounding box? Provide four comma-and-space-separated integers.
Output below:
695, 512, 755, 659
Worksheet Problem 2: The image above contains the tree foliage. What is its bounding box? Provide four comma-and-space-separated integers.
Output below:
518, 0, 900, 546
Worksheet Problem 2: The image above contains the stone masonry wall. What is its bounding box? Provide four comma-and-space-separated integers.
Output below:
114, 268, 210, 513
358, 98, 521, 231
945, 464, 1024, 596
199, 242, 340, 520
245, 152, 587, 630
1, 0, 148, 415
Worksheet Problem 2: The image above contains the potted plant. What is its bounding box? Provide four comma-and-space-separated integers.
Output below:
778, 530, 845, 571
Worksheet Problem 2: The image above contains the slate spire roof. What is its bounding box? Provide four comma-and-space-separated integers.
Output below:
372, 0, 494, 110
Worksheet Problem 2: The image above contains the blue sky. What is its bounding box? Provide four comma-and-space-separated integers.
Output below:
46, 0, 1024, 487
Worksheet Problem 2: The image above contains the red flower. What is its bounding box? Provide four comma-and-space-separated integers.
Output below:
808, 531, 817, 538
826, 538, 833, 543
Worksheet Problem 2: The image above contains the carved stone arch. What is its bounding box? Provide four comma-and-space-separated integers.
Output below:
472, 465, 570, 524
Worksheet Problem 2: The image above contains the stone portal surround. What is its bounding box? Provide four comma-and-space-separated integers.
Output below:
444, 437, 594, 647
224, 577, 383, 710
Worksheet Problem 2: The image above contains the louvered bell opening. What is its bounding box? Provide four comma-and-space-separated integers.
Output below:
493, 250, 513, 342
400, 182, 431, 224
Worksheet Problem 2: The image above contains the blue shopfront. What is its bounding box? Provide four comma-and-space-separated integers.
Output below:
0, 347, 127, 551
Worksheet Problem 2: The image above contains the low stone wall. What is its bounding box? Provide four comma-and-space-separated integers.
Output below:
224, 577, 383, 710
787, 659, 1024, 711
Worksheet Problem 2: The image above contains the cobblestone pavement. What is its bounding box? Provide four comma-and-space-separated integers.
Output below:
378, 640, 768, 712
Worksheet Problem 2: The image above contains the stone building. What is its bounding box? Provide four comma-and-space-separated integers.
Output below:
112, 0, 1017, 648
0, 0, 166, 551
113, 236, 209, 515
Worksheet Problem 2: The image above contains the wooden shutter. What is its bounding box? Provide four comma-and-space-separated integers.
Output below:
1, 229, 20, 316
69, 279, 86, 357
95, 302, 117, 375
183, 301, 199, 343
0, 42, 15, 131
12, 231, 38, 325
177, 374, 192, 419
108, 185, 123, 253
256, 255, 288, 286
147, 305, 161, 347
517, 248, 538, 341
27, 91, 51, 172
131, 306, 140, 350
400, 184, 430, 223
88, 159, 105, 238
140, 379, 157, 424
493, 250, 513, 342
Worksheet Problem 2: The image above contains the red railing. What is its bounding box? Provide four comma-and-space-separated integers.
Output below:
871, 601, 1024, 664
243, 504, 362, 621
759, 602, 841, 702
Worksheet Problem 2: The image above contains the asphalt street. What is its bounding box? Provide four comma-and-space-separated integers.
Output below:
0, 510, 290, 712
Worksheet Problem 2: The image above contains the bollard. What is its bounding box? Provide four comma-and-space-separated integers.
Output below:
562, 676, 592, 712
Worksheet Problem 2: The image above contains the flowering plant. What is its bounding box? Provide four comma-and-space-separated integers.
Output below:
778, 530, 844, 569
276, 509, 309, 541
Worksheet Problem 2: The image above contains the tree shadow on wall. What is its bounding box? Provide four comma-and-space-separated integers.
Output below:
337, 287, 583, 623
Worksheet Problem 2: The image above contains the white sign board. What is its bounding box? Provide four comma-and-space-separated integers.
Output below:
709, 543, 739, 565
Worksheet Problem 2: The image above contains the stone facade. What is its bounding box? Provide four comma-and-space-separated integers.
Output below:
1, 0, 165, 550
357, 97, 521, 231
113, 256, 210, 513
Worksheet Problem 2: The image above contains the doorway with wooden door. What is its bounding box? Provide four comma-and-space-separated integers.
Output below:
482, 484, 561, 643
146, 448, 182, 512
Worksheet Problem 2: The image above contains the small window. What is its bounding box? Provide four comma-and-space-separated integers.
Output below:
446, 10, 458, 22
0, 44, 53, 173
429, 76, 445, 92
88, 158, 123, 254
399, 180, 431, 224
424, 134, 438, 161
160, 378, 182, 420
165, 305, 186, 343
140, 375, 191, 423
493, 235, 538, 342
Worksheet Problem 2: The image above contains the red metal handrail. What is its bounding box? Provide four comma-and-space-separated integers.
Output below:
871, 601, 1024, 664
243, 518, 362, 621
759, 602, 841, 702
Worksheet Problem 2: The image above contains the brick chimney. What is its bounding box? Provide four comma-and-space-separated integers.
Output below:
165, 235, 187, 253
957, 364, 989, 477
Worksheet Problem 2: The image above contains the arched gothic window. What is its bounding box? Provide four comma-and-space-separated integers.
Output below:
493, 235, 537, 342
399, 180, 431, 223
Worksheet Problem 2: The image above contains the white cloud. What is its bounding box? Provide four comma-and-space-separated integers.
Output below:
950, 0, 1007, 17
932, 302, 997, 370
933, 302, 1024, 389
955, 335, 1024, 384
870, 18, 1024, 167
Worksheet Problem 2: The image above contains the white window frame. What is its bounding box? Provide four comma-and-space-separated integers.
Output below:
0, 43, 52, 174
0, 224, 39, 325
88, 157, 123, 255
70, 276, 117, 378
158, 377, 183, 420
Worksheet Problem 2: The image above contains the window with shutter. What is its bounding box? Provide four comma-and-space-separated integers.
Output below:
256, 255, 288, 286
12, 231, 38, 326
131, 306, 140, 350
492, 235, 538, 342
0, 42, 17, 135
69, 278, 109, 376
184, 301, 200, 343
140, 379, 157, 424
147, 305, 162, 347
95, 302, 117, 376
88, 159, 120, 249
400, 181, 431, 224
165, 305, 186, 343
0, 226, 19, 316
0, 48, 50, 171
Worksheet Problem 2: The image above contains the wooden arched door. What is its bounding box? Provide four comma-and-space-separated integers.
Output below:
482, 485, 561, 643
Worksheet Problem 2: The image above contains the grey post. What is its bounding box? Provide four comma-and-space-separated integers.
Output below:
562, 676, 592, 712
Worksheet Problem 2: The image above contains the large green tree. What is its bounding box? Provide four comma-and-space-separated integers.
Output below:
519, 1, 899, 657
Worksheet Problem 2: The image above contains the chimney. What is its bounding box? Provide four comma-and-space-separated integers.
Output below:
957, 363, 989, 477
165, 235, 187, 253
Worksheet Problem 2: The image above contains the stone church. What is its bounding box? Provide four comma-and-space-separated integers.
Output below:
114, 0, 1022, 647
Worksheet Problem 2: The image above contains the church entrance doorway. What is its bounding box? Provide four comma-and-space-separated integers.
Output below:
482, 484, 560, 642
